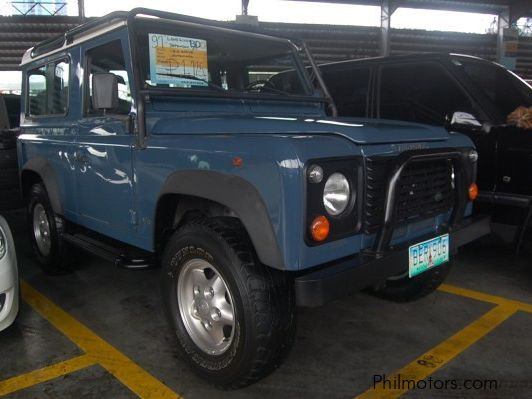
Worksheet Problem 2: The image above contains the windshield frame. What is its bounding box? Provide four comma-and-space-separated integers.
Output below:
130, 17, 324, 103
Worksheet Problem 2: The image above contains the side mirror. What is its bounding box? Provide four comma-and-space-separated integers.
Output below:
92, 73, 118, 111
449, 111, 482, 128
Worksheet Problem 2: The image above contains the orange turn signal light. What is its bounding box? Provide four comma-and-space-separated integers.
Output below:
468, 182, 479, 201
232, 157, 243, 167
310, 215, 330, 242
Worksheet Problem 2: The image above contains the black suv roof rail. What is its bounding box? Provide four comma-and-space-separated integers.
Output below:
319, 52, 488, 69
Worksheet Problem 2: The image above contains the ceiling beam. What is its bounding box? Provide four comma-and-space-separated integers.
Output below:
286, 0, 531, 17
509, 1, 532, 23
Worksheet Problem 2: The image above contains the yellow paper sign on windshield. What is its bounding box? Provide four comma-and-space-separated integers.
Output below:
149, 34, 208, 87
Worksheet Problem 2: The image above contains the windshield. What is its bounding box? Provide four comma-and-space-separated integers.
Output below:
453, 57, 532, 122
134, 20, 313, 98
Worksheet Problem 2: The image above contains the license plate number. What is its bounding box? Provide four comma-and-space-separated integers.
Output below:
408, 234, 449, 278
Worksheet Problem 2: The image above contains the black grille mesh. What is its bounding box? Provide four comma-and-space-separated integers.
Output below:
364, 157, 454, 234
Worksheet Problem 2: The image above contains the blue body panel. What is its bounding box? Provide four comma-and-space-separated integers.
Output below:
72, 29, 139, 244
18, 26, 475, 271
18, 45, 81, 223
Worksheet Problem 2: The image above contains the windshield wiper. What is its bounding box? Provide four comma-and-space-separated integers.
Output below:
157, 73, 226, 91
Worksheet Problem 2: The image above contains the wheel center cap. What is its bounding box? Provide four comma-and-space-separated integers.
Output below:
197, 299, 210, 317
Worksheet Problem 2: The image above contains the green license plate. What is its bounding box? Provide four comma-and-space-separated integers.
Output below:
408, 234, 449, 278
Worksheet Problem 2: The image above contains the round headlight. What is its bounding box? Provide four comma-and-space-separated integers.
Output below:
0, 228, 6, 260
323, 173, 351, 216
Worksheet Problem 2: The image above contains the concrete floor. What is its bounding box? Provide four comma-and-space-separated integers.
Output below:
1, 208, 531, 399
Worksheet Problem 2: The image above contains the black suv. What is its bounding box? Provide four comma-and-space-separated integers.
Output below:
320, 53, 532, 249
0, 93, 20, 210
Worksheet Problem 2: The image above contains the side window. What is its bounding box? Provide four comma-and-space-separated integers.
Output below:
322, 67, 370, 117
457, 60, 532, 120
379, 63, 473, 126
85, 40, 132, 115
27, 60, 69, 116
28, 66, 46, 116
52, 61, 69, 114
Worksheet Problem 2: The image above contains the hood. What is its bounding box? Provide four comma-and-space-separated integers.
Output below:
150, 115, 451, 145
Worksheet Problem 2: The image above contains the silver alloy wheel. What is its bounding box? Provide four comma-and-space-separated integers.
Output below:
32, 203, 51, 257
177, 258, 236, 355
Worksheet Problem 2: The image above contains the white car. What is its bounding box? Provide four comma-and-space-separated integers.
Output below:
0, 215, 18, 331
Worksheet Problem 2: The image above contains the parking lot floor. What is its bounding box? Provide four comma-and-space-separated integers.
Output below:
0, 209, 531, 399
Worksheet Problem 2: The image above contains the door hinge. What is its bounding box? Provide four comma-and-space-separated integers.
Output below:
129, 210, 138, 225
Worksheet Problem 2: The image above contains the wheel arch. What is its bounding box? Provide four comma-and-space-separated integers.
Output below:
20, 158, 63, 215
155, 170, 284, 269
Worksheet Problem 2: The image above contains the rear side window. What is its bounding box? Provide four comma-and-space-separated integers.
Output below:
322, 67, 370, 117
27, 60, 69, 116
379, 62, 473, 126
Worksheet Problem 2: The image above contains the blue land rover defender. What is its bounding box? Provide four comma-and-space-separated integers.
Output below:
18, 9, 489, 387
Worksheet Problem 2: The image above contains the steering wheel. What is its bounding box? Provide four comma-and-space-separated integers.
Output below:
245, 80, 276, 91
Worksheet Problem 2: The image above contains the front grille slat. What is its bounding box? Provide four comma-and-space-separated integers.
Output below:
364, 157, 454, 234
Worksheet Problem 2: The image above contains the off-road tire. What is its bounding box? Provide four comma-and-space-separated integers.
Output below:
372, 262, 451, 302
27, 183, 73, 275
161, 217, 296, 388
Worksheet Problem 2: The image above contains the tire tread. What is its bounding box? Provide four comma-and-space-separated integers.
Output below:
194, 218, 295, 388
165, 217, 295, 388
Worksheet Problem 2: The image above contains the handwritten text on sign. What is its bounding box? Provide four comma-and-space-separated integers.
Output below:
149, 33, 208, 87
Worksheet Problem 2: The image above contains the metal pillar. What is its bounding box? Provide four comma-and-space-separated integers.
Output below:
242, 0, 249, 16
380, 0, 392, 56
78, 0, 85, 21
497, 7, 510, 62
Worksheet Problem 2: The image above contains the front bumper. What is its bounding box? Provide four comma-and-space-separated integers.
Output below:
0, 216, 19, 331
295, 215, 490, 307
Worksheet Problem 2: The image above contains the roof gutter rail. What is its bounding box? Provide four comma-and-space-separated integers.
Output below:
30, 10, 129, 58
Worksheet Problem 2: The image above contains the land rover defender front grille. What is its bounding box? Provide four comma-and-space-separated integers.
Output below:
364, 156, 455, 234
365, 157, 391, 234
